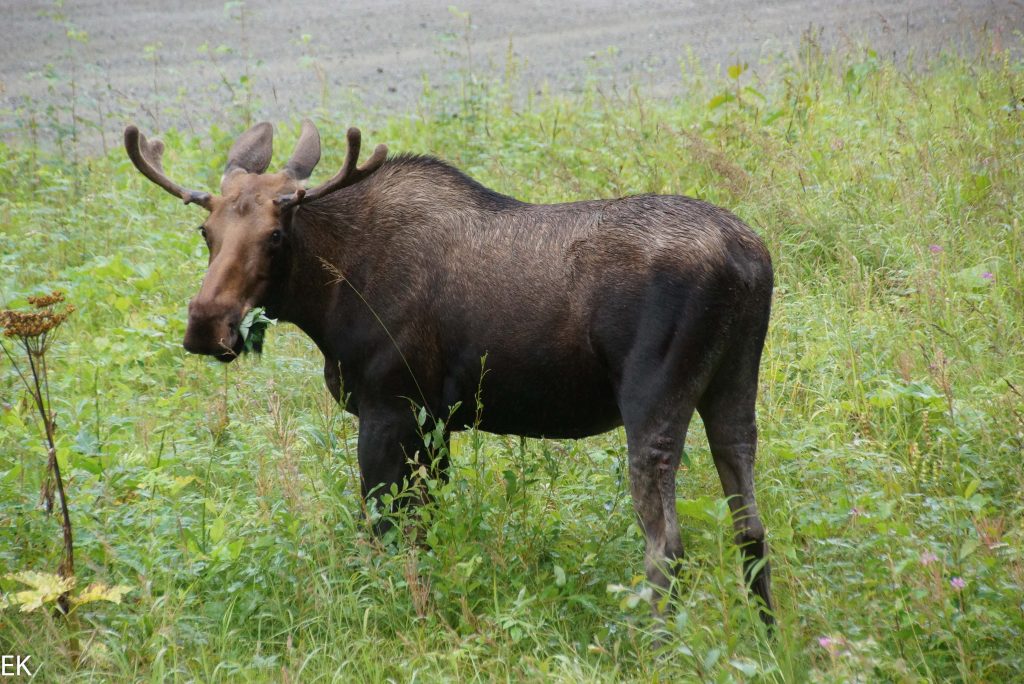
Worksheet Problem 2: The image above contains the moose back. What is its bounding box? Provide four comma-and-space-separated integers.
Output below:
124, 120, 775, 624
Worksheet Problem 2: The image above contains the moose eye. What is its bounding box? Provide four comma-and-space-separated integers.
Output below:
269, 229, 283, 245
198, 225, 208, 240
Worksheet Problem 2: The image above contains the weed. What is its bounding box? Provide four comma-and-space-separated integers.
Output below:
1, 292, 76, 611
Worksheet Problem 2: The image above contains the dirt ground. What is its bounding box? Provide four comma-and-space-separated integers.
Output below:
1, 0, 1020, 147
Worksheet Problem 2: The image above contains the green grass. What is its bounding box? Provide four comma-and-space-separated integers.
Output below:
2, 36, 1024, 682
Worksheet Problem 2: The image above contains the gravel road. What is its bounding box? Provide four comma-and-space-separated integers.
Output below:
1, 0, 1020, 147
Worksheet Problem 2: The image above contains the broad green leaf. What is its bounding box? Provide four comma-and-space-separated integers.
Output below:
209, 516, 227, 544
238, 307, 276, 355
959, 538, 980, 561
708, 92, 735, 110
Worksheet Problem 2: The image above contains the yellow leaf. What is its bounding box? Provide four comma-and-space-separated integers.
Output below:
728, 63, 746, 80
169, 475, 197, 495
5, 571, 75, 612
73, 582, 133, 606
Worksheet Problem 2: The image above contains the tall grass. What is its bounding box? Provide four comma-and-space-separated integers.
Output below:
1, 32, 1023, 682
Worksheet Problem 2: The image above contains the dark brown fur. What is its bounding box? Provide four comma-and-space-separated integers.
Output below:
125, 121, 775, 627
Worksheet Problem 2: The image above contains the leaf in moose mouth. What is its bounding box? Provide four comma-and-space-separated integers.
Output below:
238, 307, 276, 355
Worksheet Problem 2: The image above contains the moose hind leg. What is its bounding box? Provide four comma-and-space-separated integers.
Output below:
623, 411, 692, 602
699, 398, 774, 625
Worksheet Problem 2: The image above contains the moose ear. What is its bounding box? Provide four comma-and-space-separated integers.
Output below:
224, 122, 274, 176
283, 119, 321, 182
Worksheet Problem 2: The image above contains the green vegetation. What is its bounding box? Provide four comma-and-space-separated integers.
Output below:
2, 33, 1023, 682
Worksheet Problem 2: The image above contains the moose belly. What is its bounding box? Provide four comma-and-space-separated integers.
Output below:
444, 350, 623, 439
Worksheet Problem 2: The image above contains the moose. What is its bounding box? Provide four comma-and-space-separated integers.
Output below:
124, 119, 775, 625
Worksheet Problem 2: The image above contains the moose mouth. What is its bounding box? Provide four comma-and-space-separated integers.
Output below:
182, 311, 246, 363
212, 316, 247, 363
184, 332, 244, 363
213, 342, 243, 364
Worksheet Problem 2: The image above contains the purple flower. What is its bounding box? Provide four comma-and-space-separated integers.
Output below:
920, 551, 938, 566
981, 271, 995, 281
818, 636, 835, 649
950, 577, 966, 590
929, 244, 943, 254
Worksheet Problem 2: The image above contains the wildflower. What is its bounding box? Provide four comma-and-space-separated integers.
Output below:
981, 271, 995, 281
818, 635, 848, 656
920, 551, 938, 566
950, 577, 966, 590
928, 244, 943, 254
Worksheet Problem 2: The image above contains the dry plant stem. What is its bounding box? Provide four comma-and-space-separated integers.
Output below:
28, 345, 75, 582
21, 338, 55, 512
2, 336, 75, 612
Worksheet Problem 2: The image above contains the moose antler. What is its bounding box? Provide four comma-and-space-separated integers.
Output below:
275, 127, 387, 209
124, 126, 212, 208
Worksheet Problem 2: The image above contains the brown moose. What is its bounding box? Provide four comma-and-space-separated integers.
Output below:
124, 119, 775, 625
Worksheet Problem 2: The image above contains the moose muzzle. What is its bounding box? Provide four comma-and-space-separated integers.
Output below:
183, 296, 244, 361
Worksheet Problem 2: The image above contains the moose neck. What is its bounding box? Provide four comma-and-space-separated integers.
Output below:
268, 185, 372, 351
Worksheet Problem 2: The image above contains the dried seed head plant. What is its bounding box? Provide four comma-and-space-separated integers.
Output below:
0, 291, 76, 348
0, 290, 76, 613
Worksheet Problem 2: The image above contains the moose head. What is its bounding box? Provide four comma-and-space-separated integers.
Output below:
124, 121, 387, 361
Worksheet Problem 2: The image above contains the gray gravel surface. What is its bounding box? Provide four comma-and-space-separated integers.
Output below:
1, 0, 1020, 147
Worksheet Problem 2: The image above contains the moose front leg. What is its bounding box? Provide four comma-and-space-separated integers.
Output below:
356, 409, 438, 535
